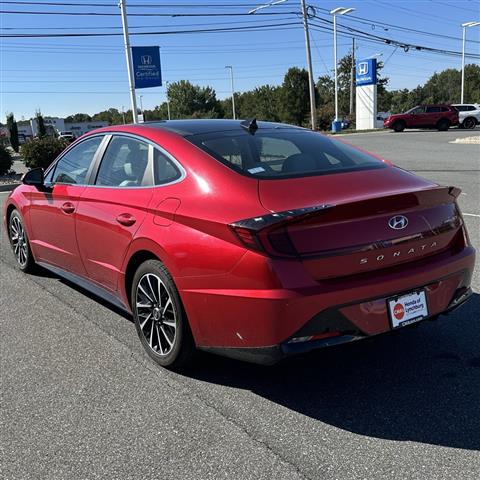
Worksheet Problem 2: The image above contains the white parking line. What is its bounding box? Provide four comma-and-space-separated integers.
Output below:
463, 213, 480, 218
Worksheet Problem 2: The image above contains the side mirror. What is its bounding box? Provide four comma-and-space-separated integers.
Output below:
22, 168, 45, 188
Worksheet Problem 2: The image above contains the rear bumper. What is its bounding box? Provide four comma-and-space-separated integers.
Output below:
180, 246, 475, 362
200, 286, 474, 365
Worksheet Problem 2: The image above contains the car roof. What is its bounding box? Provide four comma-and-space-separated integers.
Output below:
141, 119, 303, 136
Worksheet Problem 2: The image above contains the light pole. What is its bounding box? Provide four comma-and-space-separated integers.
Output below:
461, 21, 480, 103
121, 106, 126, 124
249, 1, 316, 130
225, 66, 236, 120
248, 0, 287, 15
119, 0, 138, 124
330, 7, 354, 132
165, 81, 171, 120
139, 95, 144, 121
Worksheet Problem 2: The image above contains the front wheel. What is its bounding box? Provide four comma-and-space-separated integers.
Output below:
393, 121, 405, 132
132, 259, 195, 369
8, 210, 36, 272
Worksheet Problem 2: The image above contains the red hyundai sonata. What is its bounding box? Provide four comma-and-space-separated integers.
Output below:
4, 120, 475, 368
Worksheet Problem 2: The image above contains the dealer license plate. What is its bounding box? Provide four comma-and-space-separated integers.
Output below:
387, 290, 429, 329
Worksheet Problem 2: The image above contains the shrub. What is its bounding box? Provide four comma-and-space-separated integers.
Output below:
0, 144, 14, 176
21, 137, 68, 170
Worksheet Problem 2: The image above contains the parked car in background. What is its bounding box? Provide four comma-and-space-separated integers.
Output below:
384, 105, 459, 132
376, 111, 391, 129
4, 120, 475, 369
58, 131, 76, 143
452, 103, 480, 129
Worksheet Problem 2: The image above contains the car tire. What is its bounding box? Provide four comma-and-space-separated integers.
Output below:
463, 117, 476, 130
437, 119, 450, 131
393, 121, 405, 132
131, 259, 196, 369
8, 210, 36, 272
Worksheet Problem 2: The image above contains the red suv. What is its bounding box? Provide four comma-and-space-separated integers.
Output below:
3, 120, 475, 368
384, 104, 459, 132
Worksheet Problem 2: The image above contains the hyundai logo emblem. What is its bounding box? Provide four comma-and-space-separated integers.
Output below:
388, 215, 409, 230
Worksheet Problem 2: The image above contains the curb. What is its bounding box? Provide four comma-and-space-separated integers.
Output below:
0, 183, 20, 193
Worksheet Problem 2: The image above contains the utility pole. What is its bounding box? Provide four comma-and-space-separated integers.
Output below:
300, 0, 316, 130
349, 37, 355, 116
225, 66, 236, 120
119, 0, 138, 124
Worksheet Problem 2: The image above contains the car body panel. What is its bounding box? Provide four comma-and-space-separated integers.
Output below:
3, 120, 476, 364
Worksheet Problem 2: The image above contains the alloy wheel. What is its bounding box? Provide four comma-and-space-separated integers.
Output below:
135, 273, 177, 356
10, 216, 28, 267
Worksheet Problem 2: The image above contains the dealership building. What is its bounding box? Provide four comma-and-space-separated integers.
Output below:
17, 117, 108, 141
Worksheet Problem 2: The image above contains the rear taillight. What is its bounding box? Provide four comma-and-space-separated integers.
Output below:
230, 204, 332, 257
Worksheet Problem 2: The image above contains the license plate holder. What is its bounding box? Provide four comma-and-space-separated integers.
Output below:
387, 289, 429, 329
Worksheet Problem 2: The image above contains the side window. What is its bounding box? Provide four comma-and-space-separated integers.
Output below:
441, 107, 450, 112
426, 106, 441, 113
153, 149, 182, 185
411, 106, 425, 114
96, 136, 149, 187
52, 136, 103, 185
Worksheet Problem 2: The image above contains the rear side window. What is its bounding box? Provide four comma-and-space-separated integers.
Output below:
153, 149, 182, 185
426, 106, 442, 113
96, 136, 149, 187
52, 136, 103, 185
186, 129, 386, 179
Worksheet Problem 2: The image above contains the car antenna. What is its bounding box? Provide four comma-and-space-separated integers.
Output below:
240, 118, 258, 135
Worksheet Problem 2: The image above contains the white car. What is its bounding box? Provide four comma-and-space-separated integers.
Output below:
452, 103, 480, 129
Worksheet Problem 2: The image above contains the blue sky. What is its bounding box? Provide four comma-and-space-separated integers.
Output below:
1, 0, 479, 121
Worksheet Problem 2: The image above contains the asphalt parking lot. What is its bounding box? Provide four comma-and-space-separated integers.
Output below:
1, 129, 479, 480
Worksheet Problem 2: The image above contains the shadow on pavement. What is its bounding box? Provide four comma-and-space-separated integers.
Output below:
185, 293, 480, 451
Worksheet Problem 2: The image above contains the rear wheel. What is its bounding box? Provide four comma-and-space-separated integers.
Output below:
8, 210, 35, 272
131, 259, 195, 369
463, 117, 476, 130
393, 121, 405, 132
437, 118, 450, 131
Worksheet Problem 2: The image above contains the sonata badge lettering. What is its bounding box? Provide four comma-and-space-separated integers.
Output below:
360, 241, 438, 264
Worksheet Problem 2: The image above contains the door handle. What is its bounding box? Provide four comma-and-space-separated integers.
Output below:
116, 213, 136, 227
61, 202, 75, 214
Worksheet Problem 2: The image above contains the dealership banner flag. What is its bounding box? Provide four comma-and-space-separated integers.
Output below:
132, 46, 162, 89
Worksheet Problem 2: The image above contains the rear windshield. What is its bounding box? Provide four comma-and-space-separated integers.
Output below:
186, 129, 386, 179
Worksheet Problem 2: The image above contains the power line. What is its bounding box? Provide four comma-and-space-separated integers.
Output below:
0, 8, 300, 16
0, 22, 301, 38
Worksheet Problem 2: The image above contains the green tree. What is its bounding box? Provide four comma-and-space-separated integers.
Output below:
234, 85, 282, 121
21, 137, 68, 169
6, 113, 19, 153
65, 113, 92, 123
144, 102, 170, 121
167, 80, 222, 119
92, 108, 126, 125
0, 144, 14, 175
280, 67, 312, 126
35, 110, 47, 137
